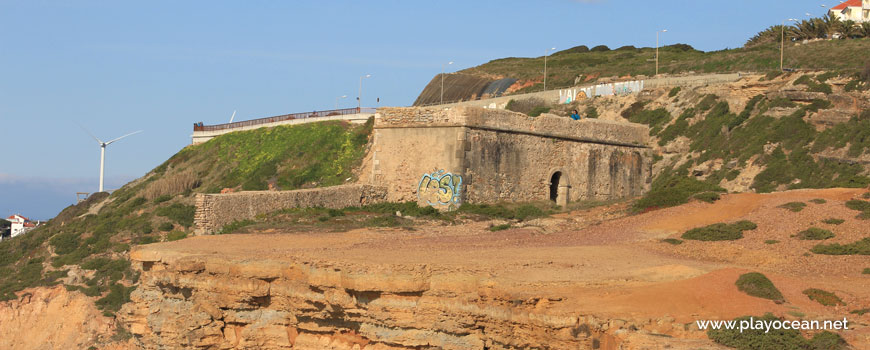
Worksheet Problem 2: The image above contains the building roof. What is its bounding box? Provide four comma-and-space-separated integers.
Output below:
7, 214, 30, 222
832, 0, 862, 10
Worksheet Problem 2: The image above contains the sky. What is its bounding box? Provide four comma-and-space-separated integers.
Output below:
0, 0, 838, 219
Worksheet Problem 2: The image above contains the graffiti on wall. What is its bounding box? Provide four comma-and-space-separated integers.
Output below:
418, 169, 463, 210
559, 80, 645, 104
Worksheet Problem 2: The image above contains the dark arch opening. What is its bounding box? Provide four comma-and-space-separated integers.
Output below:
549, 171, 562, 202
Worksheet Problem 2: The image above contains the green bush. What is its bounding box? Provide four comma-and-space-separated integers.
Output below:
662, 238, 683, 245
137, 235, 159, 245
528, 106, 551, 117
95, 283, 135, 312
765, 240, 780, 244
863, 268, 870, 274
693, 191, 721, 203
584, 106, 599, 119
810, 198, 827, 204
778, 202, 807, 212
457, 203, 549, 221
852, 308, 870, 315
845, 200, 870, 212
166, 230, 187, 242
158, 222, 174, 232
811, 238, 870, 255
152, 194, 172, 204
633, 172, 725, 212
682, 221, 756, 241
217, 219, 255, 235
796, 227, 835, 240
803, 288, 845, 306
735, 273, 784, 302
668, 86, 681, 97
489, 224, 511, 232
155, 203, 195, 228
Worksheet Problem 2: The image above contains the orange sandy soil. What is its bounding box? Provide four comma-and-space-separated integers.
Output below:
147, 188, 870, 346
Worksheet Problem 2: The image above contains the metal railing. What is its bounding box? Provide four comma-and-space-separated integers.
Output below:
193, 107, 377, 132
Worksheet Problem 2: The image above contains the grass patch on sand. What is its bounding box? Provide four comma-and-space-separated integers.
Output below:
811, 238, 870, 255
681, 221, 757, 241
803, 288, 845, 306
810, 198, 827, 204
822, 218, 845, 225
795, 227, 834, 240
662, 238, 684, 245
735, 272, 784, 302
489, 224, 511, 232
765, 240, 780, 245
778, 202, 807, 212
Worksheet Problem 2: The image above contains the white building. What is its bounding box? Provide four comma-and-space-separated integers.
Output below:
6, 214, 37, 238
829, 0, 870, 23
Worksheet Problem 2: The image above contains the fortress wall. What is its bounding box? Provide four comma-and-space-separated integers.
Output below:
372, 107, 652, 208
193, 185, 387, 235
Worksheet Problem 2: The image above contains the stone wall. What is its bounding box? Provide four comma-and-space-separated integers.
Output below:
194, 185, 388, 235
371, 107, 652, 208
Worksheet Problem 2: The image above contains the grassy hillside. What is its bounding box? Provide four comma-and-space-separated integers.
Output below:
442, 39, 870, 96
0, 119, 373, 307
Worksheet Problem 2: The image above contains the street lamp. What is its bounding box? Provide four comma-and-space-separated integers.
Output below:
358, 74, 371, 110
441, 61, 453, 105
781, 19, 797, 72
335, 95, 347, 109
543, 47, 556, 91
656, 29, 668, 76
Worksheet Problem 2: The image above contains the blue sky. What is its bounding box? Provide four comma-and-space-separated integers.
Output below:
0, 0, 836, 218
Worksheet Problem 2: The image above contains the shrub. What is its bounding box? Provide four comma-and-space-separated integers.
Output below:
528, 106, 551, 117
682, 221, 756, 241
669, 86, 681, 98
489, 224, 511, 232
166, 230, 187, 242
735, 273, 785, 302
693, 191, 721, 203
158, 222, 174, 232
811, 238, 870, 255
505, 97, 550, 117
514, 205, 545, 221
662, 238, 683, 245
708, 314, 821, 350
845, 200, 870, 212
143, 170, 200, 200
365, 216, 401, 227
137, 235, 159, 245
778, 202, 807, 212
217, 219, 255, 235
862, 268, 870, 274
633, 175, 725, 212
796, 227, 834, 240
803, 288, 845, 306
155, 203, 195, 227
810, 198, 827, 204
95, 283, 135, 312
584, 106, 599, 119
765, 240, 780, 244
152, 194, 172, 204
852, 308, 870, 315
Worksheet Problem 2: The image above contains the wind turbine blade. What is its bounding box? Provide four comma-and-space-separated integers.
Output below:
75, 122, 104, 144
105, 130, 143, 145
229, 110, 236, 123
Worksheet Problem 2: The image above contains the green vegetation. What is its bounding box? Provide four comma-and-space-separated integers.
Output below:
822, 218, 845, 225
708, 314, 848, 350
584, 106, 599, 119
505, 98, 552, 117
811, 238, 870, 255
166, 230, 187, 242
765, 240, 780, 245
863, 268, 870, 275
693, 191, 721, 203
681, 221, 757, 241
155, 203, 195, 228
793, 74, 832, 94
668, 86, 681, 98
662, 238, 683, 245
809, 198, 827, 204
844, 200, 870, 219
803, 288, 845, 306
795, 227, 834, 240
489, 224, 512, 232
852, 308, 870, 315
632, 167, 725, 212
158, 222, 174, 232
218, 219, 256, 234
735, 273, 784, 302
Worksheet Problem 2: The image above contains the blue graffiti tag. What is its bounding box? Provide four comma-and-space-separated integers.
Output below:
417, 169, 463, 209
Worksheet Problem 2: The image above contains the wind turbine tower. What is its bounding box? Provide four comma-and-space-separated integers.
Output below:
84, 129, 142, 192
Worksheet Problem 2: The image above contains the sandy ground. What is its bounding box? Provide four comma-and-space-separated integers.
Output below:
151, 187, 870, 346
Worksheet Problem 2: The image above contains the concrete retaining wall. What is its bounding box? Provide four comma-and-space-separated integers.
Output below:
191, 113, 374, 144
194, 184, 388, 235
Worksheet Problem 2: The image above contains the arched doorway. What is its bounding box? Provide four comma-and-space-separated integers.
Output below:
549, 171, 562, 202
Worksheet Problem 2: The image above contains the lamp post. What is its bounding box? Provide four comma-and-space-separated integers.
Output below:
335, 95, 347, 110
781, 19, 797, 72
656, 29, 668, 76
358, 74, 371, 110
543, 47, 556, 91
440, 61, 453, 105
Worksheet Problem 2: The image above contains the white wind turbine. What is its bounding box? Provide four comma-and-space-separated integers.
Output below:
82, 128, 142, 192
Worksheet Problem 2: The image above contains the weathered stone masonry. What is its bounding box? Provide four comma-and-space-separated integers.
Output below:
194, 185, 387, 235
372, 107, 652, 208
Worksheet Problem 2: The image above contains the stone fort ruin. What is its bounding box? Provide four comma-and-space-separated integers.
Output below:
194, 107, 651, 234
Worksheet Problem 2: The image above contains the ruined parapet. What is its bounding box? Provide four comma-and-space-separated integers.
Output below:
371, 107, 652, 209
193, 184, 388, 235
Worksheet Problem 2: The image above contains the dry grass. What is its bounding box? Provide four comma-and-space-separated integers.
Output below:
143, 170, 200, 200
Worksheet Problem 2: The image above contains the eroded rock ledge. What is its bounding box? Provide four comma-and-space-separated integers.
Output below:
121, 249, 596, 350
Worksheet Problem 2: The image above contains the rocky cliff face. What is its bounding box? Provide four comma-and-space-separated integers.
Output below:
120, 250, 591, 350
0, 286, 132, 350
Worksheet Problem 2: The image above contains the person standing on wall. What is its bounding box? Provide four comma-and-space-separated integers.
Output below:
570, 109, 581, 121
